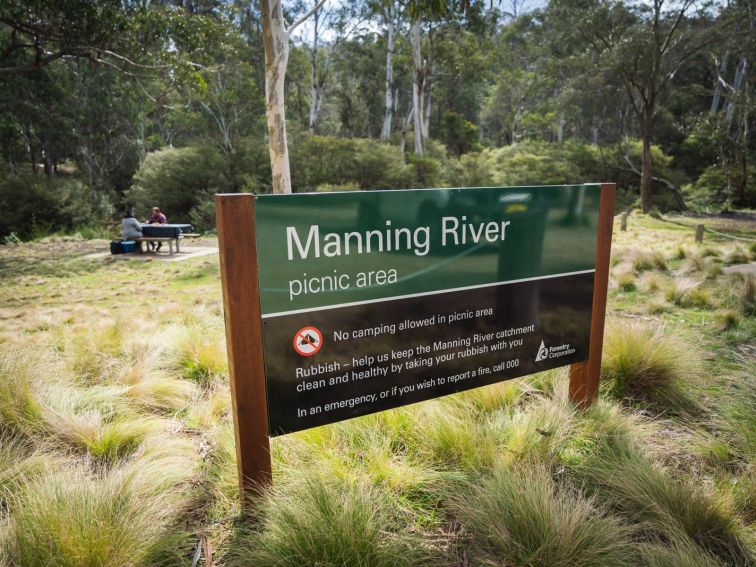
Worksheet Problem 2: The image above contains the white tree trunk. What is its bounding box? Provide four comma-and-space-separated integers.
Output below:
422, 83, 431, 141
400, 105, 414, 160
725, 58, 747, 127
308, 4, 321, 134
262, 0, 293, 194
710, 51, 729, 113
380, 3, 396, 140
556, 113, 565, 143
410, 18, 425, 155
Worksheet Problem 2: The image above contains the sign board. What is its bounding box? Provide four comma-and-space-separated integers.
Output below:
216, 184, 615, 492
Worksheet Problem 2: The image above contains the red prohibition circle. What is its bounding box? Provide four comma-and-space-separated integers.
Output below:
293, 326, 323, 357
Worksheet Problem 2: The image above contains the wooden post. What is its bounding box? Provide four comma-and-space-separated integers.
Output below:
620, 211, 627, 231
569, 183, 616, 407
695, 224, 704, 243
215, 193, 272, 500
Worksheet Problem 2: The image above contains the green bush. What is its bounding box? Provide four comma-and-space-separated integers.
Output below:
683, 162, 756, 210
440, 111, 482, 156
290, 134, 415, 191
125, 145, 232, 230
0, 173, 112, 240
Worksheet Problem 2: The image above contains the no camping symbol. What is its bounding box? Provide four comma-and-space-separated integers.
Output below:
293, 326, 323, 357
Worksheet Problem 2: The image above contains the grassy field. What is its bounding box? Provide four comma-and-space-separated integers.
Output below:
0, 214, 755, 567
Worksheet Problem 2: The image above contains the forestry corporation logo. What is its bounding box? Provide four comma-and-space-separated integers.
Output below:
535, 340, 549, 362
535, 339, 576, 362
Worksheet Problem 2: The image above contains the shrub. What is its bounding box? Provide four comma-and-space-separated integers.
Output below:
0, 173, 112, 240
601, 320, 702, 412
456, 464, 637, 566
126, 145, 233, 230
439, 111, 481, 156
289, 134, 415, 191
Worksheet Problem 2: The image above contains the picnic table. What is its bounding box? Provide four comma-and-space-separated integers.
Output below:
139, 223, 194, 254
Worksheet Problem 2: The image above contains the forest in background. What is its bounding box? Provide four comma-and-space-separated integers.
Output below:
0, 0, 753, 239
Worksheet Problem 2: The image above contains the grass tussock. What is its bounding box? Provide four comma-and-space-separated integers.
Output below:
715, 309, 740, 331
171, 325, 228, 385
43, 405, 167, 461
0, 432, 58, 503
727, 273, 756, 316
642, 272, 664, 293
601, 320, 702, 412
647, 300, 671, 315
5, 464, 194, 567
456, 464, 637, 567
665, 278, 711, 308
185, 383, 230, 429
723, 245, 750, 265
0, 350, 44, 433
69, 322, 126, 383
124, 376, 196, 413
616, 271, 637, 292
628, 248, 668, 272
227, 475, 434, 567
714, 354, 756, 461
576, 442, 754, 566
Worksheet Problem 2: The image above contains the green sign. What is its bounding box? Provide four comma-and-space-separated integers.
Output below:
254, 185, 601, 435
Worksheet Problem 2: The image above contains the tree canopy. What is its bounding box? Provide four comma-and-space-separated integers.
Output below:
0, 0, 753, 236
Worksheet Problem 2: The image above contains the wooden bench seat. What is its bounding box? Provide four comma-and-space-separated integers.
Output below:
136, 237, 177, 255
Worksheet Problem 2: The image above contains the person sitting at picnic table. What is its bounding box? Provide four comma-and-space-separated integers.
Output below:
146, 206, 167, 250
148, 207, 167, 224
121, 211, 142, 241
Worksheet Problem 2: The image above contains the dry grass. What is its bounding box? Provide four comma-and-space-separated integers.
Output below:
0, 217, 754, 565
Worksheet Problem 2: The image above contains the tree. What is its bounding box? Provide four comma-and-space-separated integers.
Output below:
260, 0, 328, 194
550, 0, 720, 211
378, 0, 401, 139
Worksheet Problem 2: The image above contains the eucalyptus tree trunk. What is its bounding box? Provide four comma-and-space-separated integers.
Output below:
380, 3, 396, 140
640, 105, 654, 213
308, 4, 322, 134
399, 105, 414, 160
410, 18, 425, 155
725, 58, 747, 128
261, 0, 292, 194
710, 51, 729, 113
